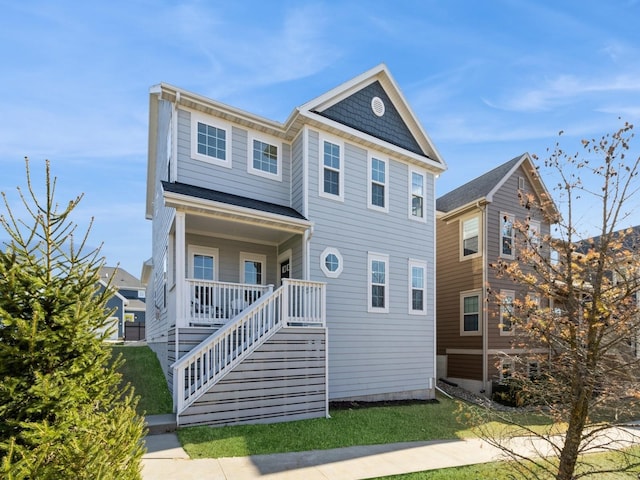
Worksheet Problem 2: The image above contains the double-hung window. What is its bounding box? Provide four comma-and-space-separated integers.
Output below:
191, 111, 230, 167
528, 219, 541, 249
409, 260, 426, 314
368, 155, 388, 212
461, 214, 480, 258
500, 289, 515, 335
368, 252, 389, 313
320, 137, 344, 200
249, 134, 282, 180
501, 213, 515, 258
409, 169, 426, 221
460, 290, 481, 335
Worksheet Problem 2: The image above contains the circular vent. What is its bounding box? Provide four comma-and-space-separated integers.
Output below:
371, 96, 385, 117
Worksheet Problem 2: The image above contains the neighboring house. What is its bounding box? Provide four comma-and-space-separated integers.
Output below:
145, 64, 447, 427
435, 153, 558, 395
99, 266, 146, 341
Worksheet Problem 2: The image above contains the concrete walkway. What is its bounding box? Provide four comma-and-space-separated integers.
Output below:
141, 425, 640, 480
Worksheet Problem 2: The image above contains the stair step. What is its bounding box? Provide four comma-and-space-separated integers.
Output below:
145, 413, 177, 435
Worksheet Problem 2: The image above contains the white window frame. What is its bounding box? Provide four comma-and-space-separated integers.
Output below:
239, 252, 267, 285
190, 110, 231, 168
500, 289, 515, 336
528, 219, 541, 248
460, 289, 482, 336
460, 213, 481, 260
187, 245, 219, 280
368, 154, 388, 213
500, 212, 515, 259
318, 135, 344, 201
368, 252, 389, 313
408, 259, 427, 314
408, 168, 426, 222
320, 247, 343, 278
248, 133, 282, 181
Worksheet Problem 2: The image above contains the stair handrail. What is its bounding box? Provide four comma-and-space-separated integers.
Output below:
172, 285, 285, 415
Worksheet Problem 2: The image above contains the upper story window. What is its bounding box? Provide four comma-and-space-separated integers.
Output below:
319, 137, 344, 201
248, 134, 282, 181
368, 156, 388, 212
190, 111, 231, 168
409, 169, 426, 221
528, 219, 541, 249
460, 289, 482, 335
500, 289, 515, 335
461, 214, 481, 259
501, 213, 515, 258
368, 252, 389, 313
409, 259, 426, 314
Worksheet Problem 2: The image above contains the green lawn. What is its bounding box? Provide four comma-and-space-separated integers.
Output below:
110, 345, 173, 416
369, 446, 640, 479
177, 396, 558, 458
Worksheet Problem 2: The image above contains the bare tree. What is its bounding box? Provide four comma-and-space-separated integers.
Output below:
477, 122, 640, 479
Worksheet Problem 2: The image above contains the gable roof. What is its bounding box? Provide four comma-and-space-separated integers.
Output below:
436, 153, 558, 220
147, 64, 447, 218
100, 266, 144, 290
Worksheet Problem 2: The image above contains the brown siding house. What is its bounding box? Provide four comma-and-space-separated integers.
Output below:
436, 153, 558, 394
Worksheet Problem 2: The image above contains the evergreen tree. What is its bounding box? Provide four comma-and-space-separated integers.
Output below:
0, 159, 145, 479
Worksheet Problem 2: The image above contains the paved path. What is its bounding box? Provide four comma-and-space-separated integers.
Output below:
141, 425, 640, 480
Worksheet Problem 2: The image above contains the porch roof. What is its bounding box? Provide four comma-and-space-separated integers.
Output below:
161, 181, 311, 242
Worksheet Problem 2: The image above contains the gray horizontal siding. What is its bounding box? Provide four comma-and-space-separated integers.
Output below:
175, 109, 292, 207
306, 129, 436, 401
178, 328, 326, 427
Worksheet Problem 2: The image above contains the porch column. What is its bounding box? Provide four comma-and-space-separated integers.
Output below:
175, 210, 187, 328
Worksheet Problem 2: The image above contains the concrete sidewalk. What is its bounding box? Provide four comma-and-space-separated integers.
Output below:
141, 425, 640, 480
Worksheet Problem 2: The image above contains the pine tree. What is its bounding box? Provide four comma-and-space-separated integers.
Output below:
0, 159, 145, 479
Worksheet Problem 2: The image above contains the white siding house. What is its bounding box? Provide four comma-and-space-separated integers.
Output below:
145, 64, 447, 426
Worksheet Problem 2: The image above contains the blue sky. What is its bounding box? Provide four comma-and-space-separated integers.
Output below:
1, 0, 640, 277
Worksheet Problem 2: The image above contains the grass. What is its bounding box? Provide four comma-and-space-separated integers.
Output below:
177, 396, 557, 458
110, 345, 173, 416
368, 446, 640, 479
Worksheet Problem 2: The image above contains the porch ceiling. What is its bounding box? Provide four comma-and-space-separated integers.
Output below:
185, 213, 300, 245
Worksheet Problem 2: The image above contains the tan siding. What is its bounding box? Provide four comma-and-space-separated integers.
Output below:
436, 213, 484, 356
486, 165, 552, 351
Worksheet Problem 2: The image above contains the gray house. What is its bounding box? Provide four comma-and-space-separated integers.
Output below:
99, 266, 146, 341
145, 64, 447, 427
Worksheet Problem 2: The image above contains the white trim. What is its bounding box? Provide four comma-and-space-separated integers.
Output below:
239, 252, 267, 285
187, 245, 219, 280
302, 126, 309, 218
487, 348, 548, 355
318, 134, 344, 202
460, 212, 482, 260
499, 289, 516, 336
500, 212, 516, 259
446, 348, 484, 355
320, 247, 343, 278
408, 259, 427, 314
190, 110, 232, 168
368, 252, 389, 313
367, 154, 389, 213
408, 167, 427, 222
247, 132, 282, 181
460, 289, 482, 336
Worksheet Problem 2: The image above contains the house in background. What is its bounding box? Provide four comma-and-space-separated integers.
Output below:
99, 266, 146, 341
435, 153, 558, 395
145, 64, 446, 426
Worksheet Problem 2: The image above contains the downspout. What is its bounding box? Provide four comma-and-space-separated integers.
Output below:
481, 203, 489, 394
303, 225, 314, 281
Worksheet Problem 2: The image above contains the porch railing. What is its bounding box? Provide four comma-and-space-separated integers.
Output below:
172, 279, 326, 417
187, 279, 272, 325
